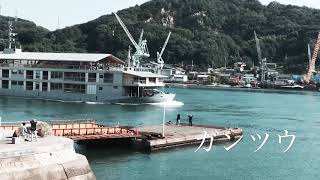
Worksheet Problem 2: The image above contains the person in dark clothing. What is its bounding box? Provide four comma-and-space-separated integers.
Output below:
188, 115, 193, 126
176, 114, 181, 125
30, 119, 38, 142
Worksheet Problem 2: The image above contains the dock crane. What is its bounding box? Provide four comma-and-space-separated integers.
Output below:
304, 32, 320, 84
156, 32, 172, 70
254, 31, 266, 82
114, 12, 150, 68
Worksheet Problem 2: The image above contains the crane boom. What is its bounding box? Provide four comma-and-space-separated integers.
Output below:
157, 32, 172, 62
254, 31, 265, 82
254, 31, 262, 63
138, 29, 144, 46
308, 44, 312, 63
305, 32, 320, 83
114, 13, 140, 50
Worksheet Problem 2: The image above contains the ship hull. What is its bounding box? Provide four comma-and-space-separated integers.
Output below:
0, 88, 175, 104
113, 93, 176, 104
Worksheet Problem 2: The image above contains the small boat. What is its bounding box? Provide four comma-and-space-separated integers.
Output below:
280, 85, 304, 89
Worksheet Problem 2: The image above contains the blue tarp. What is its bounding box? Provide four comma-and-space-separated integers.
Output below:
292, 74, 320, 83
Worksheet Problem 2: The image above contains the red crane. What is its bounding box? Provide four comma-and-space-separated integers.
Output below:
304, 32, 320, 83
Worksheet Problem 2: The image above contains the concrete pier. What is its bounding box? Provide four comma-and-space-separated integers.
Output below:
0, 131, 95, 180
134, 124, 243, 151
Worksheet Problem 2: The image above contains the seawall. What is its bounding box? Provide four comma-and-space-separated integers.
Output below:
0, 135, 95, 180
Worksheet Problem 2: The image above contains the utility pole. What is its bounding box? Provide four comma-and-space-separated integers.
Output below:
162, 105, 166, 138
191, 60, 194, 71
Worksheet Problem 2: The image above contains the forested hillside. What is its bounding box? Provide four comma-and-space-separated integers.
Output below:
1, 0, 320, 73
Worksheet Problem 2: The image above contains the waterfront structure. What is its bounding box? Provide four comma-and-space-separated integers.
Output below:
0, 47, 175, 103
144, 62, 188, 82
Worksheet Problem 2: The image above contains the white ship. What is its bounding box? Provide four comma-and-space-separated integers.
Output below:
0, 18, 176, 104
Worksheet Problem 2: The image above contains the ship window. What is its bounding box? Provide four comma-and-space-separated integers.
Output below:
26, 81, 33, 90
26, 70, 34, 79
51, 83, 62, 90
149, 78, 156, 83
35, 83, 40, 90
43, 71, 48, 80
89, 73, 97, 82
104, 73, 113, 83
35, 71, 40, 79
2, 70, 9, 78
51, 71, 63, 79
2, 80, 9, 89
64, 72, 85, 82
11, 81, 23, 86
64, 84, 86, 94
42, 82, 48, 91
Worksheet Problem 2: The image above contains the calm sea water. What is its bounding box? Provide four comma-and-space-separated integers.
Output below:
1, 88, 320, 180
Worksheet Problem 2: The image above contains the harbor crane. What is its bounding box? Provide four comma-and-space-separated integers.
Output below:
114, 12, 150, 68
156, 31, 172, 70
254, 31, 266, 82
304, 32, 320, 84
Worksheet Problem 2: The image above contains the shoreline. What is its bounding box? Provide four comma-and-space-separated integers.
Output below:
166, 83, 320, 94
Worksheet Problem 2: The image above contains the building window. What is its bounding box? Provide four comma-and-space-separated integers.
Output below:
99, 87, 103, 91
113, 86, 118, 89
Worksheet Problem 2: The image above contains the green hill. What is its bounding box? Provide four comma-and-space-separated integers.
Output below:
1, 0, 320, 73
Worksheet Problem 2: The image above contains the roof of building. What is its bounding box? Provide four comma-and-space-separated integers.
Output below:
0, 51, 125, 64
124, 71, 167, 78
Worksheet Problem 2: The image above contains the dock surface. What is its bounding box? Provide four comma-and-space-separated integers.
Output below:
136, 124, 243, 151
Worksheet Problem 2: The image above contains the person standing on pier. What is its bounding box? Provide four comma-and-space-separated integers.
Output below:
188, 115, 193, 126
30, 119, 38, 142
21, 122, 28, 141
176, 114, 181, 125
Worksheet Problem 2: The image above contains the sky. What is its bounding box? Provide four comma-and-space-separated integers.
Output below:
0, 0, 319, 31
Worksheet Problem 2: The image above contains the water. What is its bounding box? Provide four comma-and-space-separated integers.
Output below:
1, 88, 320, 180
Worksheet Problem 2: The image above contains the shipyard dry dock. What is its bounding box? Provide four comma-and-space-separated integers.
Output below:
134, 124, 243, 151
